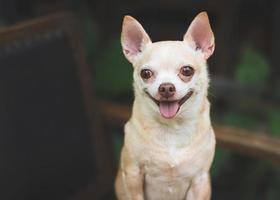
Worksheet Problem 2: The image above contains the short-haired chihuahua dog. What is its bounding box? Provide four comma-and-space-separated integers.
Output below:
115, 12, 216, 200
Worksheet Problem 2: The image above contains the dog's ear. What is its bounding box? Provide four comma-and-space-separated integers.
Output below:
121, 16, 151, 63
183, 12, 215, 59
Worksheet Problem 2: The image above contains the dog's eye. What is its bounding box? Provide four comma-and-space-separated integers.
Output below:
140, 69, 153, 79
180, 66, 194, 76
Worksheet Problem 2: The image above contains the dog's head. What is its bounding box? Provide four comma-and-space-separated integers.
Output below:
121, 12, 215, 120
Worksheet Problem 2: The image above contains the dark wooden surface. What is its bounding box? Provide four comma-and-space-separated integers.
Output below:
0, 13, 114, 200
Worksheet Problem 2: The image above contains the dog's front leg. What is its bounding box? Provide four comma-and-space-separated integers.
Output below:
116, 147, 144, 200
185, 172, 211, 200
122, 167, 144, 200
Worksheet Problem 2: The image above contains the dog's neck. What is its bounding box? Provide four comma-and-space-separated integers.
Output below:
130, 92, 211, 146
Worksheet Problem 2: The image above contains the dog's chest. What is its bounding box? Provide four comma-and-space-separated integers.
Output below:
138, 131, 213, 200
140, 143, 204, 200
142, 142, 205, 181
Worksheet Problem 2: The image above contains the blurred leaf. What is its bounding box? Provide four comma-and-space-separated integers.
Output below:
69, 0, 82, 9
267, 187, 280, 200
268, 110, 280, 136
112, 134, 123, 161
211, 147, 230, 178
223, 111, 259, 129
235, 46, 270, 86
265, 164, 280, 200
80, 14, 96, 66
0, 19, 7, 27
93, 39, 133, 97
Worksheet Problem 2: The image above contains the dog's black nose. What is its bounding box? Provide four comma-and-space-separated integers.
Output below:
158, 83, 176, 98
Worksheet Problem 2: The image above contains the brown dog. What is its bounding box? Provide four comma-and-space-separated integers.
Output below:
115, 12, 216, 200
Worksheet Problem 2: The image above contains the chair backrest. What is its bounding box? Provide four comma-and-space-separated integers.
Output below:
0, 12, 114, 200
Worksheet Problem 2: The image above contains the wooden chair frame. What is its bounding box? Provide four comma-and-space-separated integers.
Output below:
98, 101, 280, 165
0, 12, 115, 199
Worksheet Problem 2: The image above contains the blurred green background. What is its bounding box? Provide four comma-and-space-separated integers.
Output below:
0, 0, 279, 199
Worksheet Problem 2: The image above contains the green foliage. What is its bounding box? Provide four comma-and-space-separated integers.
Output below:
211, 147, 230, 178
81, 14, 97, 67
112, 134, 123, 162
258, 163, 280, 200
93, 39, 133, 97
223, 111, 259, 129
0, 19, 6, 27
268, 110, 280, 136
235, 46, 270, 86
267, 187, 280, 200
68, 0, 82, 9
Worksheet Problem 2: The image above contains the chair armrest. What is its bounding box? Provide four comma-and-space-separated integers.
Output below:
98, 100, 280, 165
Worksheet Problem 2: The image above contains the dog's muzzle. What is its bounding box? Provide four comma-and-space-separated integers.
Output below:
145, 90, 193, 119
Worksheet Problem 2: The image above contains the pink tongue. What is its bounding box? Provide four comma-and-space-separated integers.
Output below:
159, 102, 179, 119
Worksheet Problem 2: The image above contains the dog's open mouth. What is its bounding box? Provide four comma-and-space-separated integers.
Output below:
145, 90, 193, 119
